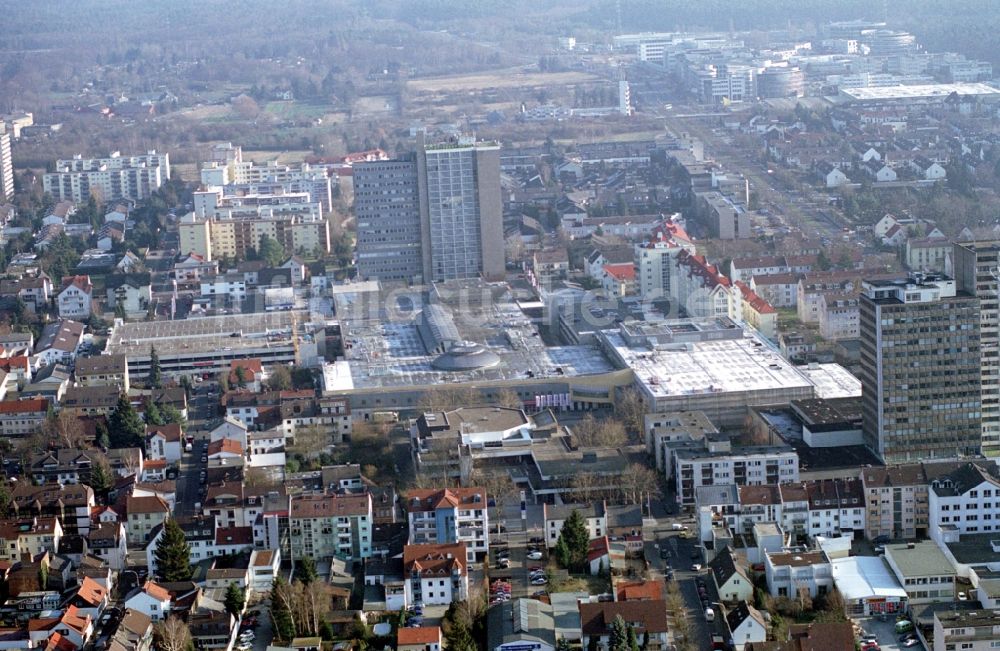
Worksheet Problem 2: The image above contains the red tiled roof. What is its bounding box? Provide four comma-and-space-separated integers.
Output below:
398, 626, 442, 646
406, 488, 486, 512
75, 577, 107, 607
603, 263, 636, 281
60, 275, 92, 294
616, 580, 665, 602
587, 536, 611, 563
207, 439, 243, 456
59, 605, 90, 634
0, 398, 48, 414
141, 580, 171, 602
228, 359, 263, 385
403, 542, 467, 579
736, 281, 777, 315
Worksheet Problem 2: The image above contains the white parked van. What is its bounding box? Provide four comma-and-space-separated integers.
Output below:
705, 607, 715, 622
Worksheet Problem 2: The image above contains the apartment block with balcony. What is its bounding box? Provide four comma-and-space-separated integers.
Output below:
402, 542, 469, 607
929, 463, 1000, 541
671, 443, 799, 506
406, 488, 488, 562
289, 493, 373, 561
765, 550, 833, 599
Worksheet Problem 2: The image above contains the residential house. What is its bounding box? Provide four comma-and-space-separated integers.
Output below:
532, 248, 569, 285
61, 385, 120, 417
905, 236, 952, 273
818, 293, 860, 341
248, 549, 281, 593
145, 424, 182, 464
57, 276, 93, 319
63, 576, 109, 620
0, 274, 52, 313
806, 477, 866, 539
124, 581, 172, 622
601, 263, 637, 297
228, 359, 263, 392
579, 601, 669, 651
29, 449, 96, 485
816, 162, 850, 188
34, 320, 85, 367
11, 483, 94, 536
933, 610, 1000, 651
278, 256, 309, 285
398, 626, 443, 651
543, 503, 607, 549
74, 354, 130, 392
909, 157, 947, 181
402, 542, 469, 607
710, 548, 754, 604
750, 273, 802, 309
726, 601, 768, 651
112, 609, 154, 651
105, 273, 151, 315
125, 496, 170, 545
88, 521, 127, 571
765, 550, 833, 599
406, 488, 489, 562
0, 517, 63, 560
0, 398, 49, 437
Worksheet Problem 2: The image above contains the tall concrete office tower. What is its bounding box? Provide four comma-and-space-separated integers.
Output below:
354, 157, 424, 282
417, 135, 503, 282
859, 274, 982, 463
954, 240, 1000, 458
0, 133, 13, 201
353, 136, 503, 283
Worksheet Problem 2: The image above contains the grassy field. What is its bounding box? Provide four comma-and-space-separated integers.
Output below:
264, 100, 330, 120
408, 68, 598, 93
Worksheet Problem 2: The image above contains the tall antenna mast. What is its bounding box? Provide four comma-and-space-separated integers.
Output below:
615, 0, 623, 35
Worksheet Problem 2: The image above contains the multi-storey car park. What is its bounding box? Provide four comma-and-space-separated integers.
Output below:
104, 310, 328, 379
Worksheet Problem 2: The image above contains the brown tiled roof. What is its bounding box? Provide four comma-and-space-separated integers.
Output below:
126, 496, 169, 515
406, 488, 486, 512
402, 542, 467, 579
74, 577, 107, 606
579, 600, 668, 635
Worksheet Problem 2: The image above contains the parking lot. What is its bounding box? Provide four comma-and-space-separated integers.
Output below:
854, 616, 923, 651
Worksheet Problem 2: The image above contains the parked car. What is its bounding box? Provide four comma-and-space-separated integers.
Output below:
530, 577, 548, 585
529, 536, 544, 544
691, 563, 703, 571
527, 550, 543, 560
659, 548, 670, 559
901, 639, 920, 648
958, 591, 968, 601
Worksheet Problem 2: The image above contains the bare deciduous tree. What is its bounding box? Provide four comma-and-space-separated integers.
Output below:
617, 463, 659, 505
44, 410, 89, 449
154, 616, 192, 651
420, 384, 482, 413
615, 386, 647, 440
573, 414, 627, 448
495, 388, 523, 410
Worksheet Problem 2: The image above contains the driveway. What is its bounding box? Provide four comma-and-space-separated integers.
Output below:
246, 600, 273, 651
